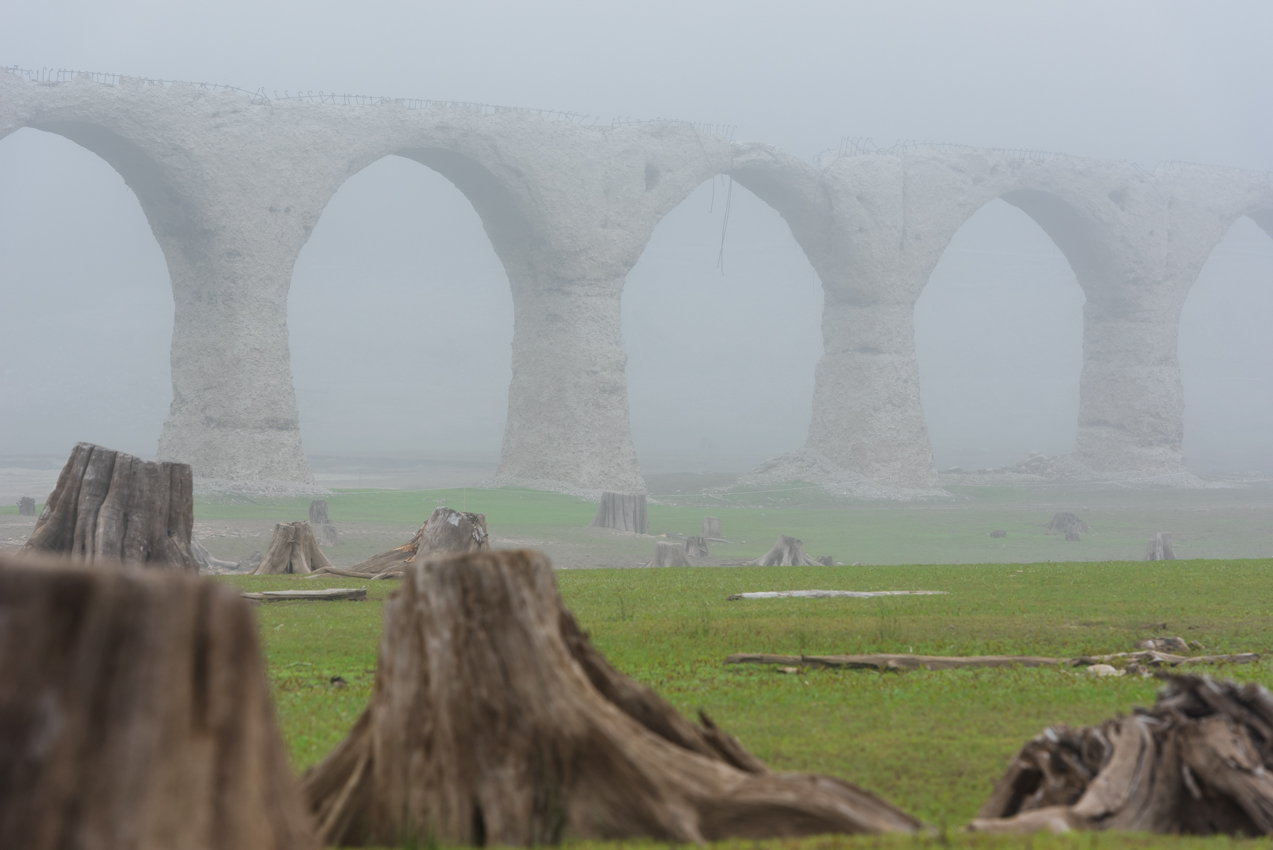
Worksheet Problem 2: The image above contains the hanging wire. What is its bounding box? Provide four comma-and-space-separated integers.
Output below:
715, 175, 734, 274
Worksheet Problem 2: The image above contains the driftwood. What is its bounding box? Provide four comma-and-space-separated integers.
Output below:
748, 535, 820, 566
972, 675, 1273, 835
242, 587, 367, 602
253, 521, 333, 575
17, 496, 35, 516
644, 540, 691, 568
1145, 532, 1177, 561
192, 536, 242, 574
685, 535, 711, 560
1046, 512, 1089, 536
702, 516, 723, 540
726, 651, 1258, 672
591, 491, 648, 534
301, 549, 920, 845
0, 550, 316, 850
309, 499, 338, 547
21, 442, 198, 571
308, 507, 490, 579
727, 590, 947, 601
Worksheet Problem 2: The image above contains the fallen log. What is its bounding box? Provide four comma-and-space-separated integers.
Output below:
253, 521, 333, 575
725, 651, 1258, 672
971, 674, 1273, 835
591, 491, 648, 534
21, 442, 198, 570
192, 536, 241, 574
0, 550, 316, 849
242, 587, 367, 602
728, 590, 946, 601
748, 535, 820, 566
307, 507, 489, 579
301, 549, 920, 846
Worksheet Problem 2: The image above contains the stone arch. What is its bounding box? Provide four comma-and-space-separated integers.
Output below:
621, 170, 825, 475
287, 151, 515, 472
1179, 211, 1273, 474
914, 197, 1085, 471
0, 125, 176, 459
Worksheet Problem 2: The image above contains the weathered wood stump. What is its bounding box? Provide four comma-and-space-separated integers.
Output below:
702, 516, 723, 539
972, 674, 1273, 835
21, 442, 198, 570
308, 499, 338, 547
17, 496, 36, 516
1045, 512, 1089, 536
0, 550, 317, 849
253, 522, 334, 575
1144, 532, 1177, 561
748, 535, 820, 566
192, 536, 241, 574
685, 535, 711, 560
645, 540, 691, 567
301, 549, 920, 846
308, 507, 489, 579
591, 491, 648, 534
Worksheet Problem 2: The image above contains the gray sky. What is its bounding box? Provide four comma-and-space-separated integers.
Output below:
1, 1, 1271, 473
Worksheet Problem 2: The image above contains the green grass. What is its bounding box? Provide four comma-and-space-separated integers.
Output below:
224, 555, 1273, 843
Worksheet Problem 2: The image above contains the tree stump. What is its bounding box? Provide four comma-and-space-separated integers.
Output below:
21, 442, 198, 571
815, 555, 834, 566
309, 507, 489, 579
1045, 512, 1089, 537
17, 496, 36, 517
591, 491, 648, 534
748, 535, 820, 566
1144, 532, 1176, 561
301, 549, 919, 845
972, 674, 1273, 835
702, 516, 723, 540
308, 500, 338, 547
685, 535, 711, 560
0, 550, 317, 850
252, 522, 334, 575
644, 540, 691, 568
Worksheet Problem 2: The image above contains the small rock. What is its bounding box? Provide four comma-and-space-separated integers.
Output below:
776, 666, 799, 675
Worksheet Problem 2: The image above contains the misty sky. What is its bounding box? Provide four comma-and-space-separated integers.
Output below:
1, 1, 1271, 474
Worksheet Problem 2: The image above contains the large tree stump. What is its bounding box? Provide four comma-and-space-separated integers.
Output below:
748, 535, 820, 566
308, 507, 489, 579
702, 516, 723, 539
972, 674, 1273, 835
1144, 532, 1177, 561
21, 442, 198, 571
308, 499, 338, 547
17, 496, 36, 516
301, 549, 919, 845
253, 522, 334, 575
644, 540, 691, 568
591, 491, 648, 534
1045, 512, 1089, 537
0, 550, 317, 849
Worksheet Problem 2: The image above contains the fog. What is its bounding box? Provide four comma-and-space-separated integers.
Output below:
2, 1, 1271, 475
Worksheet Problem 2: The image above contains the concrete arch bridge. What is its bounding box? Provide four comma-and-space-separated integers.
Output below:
3, 69, 1270, 494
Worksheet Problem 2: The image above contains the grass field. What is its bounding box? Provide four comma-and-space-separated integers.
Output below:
9, 483, 1273, 846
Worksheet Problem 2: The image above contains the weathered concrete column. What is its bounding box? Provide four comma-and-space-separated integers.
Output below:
156, 215, 315, 483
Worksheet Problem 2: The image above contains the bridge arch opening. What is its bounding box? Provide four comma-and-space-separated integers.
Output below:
622, 177, 824, 477
1179, 214, 1273, 476
288, 153, 514, 485
914, 197, 1085, 471
0, 127, 173, 461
